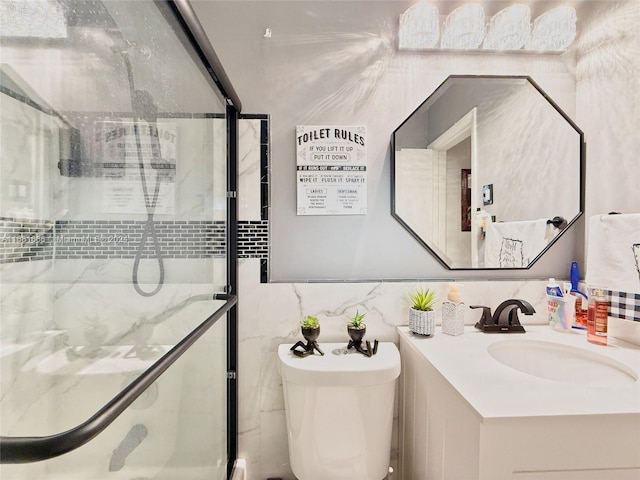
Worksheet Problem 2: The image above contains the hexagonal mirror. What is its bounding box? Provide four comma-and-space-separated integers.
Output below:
391, 75, 584, 269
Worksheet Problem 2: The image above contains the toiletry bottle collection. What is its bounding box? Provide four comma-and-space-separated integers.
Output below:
546, 261, 609, 345
416, 265, 609, 342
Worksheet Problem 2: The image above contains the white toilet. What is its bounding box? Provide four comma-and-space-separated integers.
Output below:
278, 342, 401, 480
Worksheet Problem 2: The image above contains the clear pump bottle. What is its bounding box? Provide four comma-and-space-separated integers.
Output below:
587, 288, 608, 346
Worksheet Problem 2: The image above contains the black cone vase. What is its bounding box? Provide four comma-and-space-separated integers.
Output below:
301, 326, 320, 343
347, 324, 366, 343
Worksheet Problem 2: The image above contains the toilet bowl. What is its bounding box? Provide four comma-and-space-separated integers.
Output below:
278, 342, 401, 480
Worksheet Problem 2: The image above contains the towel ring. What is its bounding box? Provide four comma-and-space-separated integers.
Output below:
547, 216, 567, 229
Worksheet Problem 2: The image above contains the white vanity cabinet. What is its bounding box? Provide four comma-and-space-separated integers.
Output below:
397, 326, 640, 480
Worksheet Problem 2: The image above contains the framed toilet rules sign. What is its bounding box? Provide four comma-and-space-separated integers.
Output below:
296, 125, 367, 215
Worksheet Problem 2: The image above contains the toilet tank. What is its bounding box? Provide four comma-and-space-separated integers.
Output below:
278, 343, 401, 480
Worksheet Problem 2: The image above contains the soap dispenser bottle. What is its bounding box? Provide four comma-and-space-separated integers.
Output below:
442, 283, 465, 336
587, 288, 608, 346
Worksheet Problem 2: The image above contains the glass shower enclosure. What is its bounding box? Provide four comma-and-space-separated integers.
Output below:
0, 0, 239, 478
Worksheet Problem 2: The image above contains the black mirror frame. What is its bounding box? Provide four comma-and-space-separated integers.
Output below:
390, 74, 586, 270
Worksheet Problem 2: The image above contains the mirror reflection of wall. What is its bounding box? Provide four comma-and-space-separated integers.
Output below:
445, 138, 471, 267
393, 76, 584, 270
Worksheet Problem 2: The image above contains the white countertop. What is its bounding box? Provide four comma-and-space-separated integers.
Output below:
398, 325, 640, 420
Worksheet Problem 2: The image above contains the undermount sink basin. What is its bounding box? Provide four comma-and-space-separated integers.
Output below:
488, 339, 638, 387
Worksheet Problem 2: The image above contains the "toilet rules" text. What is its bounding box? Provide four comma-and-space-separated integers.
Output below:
296, 125, 367, 216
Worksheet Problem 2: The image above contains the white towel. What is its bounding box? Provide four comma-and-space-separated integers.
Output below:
484, 219, 549, 268
586, 213, 640, 294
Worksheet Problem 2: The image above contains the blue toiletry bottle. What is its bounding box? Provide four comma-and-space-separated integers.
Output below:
546, 278, 563, 297
547, 278, 570, 330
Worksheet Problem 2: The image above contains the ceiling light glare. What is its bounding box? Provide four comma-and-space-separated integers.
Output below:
398, 2, 440, 49
441, 3, 485, 50
0, 0, 67, 39
483, 4, 531, 50
529, 6, 577, 51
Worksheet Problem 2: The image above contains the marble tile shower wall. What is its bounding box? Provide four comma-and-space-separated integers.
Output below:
0, 113, 235, 463
1, 110, 267, 265
0, 115, 263, 441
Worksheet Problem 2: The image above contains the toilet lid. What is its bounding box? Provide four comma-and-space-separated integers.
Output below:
278, 342, 400, 387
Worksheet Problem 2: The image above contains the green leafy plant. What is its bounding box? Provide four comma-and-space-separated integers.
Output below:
300, 315, 320, 328
410, 287, 437, 311
347, 310, 366, 328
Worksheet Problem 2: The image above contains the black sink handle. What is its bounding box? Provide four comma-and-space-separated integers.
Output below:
470, 305, 493, 329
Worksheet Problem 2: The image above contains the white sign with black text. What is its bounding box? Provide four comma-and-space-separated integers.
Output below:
96, 120, 177, 215
296, 125, 367, 215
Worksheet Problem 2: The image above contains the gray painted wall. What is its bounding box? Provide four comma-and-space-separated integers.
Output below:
192, 0, 638, 281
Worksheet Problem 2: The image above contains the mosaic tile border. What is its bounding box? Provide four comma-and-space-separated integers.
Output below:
238, 220, 269, 259
0, 217, 270, 263
54, 220, 226, 259
0, 217, 54, 263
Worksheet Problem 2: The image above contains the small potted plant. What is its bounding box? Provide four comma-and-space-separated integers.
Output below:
409, 287, 437, 336
347, 310, 367, 343
300, 314, 320, 343
290, 314, 324, 356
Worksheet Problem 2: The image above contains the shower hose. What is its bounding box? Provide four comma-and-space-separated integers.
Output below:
121, 49, 165, 297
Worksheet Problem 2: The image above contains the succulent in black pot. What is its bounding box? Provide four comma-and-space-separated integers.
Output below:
347, 310, 367, 343
300, 314, 320, 342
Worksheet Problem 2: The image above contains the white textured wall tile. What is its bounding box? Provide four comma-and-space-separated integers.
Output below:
237, 259, 552, 480
238, 119, 263, 221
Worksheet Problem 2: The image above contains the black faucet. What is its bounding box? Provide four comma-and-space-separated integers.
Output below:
471, 299, 535, 333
